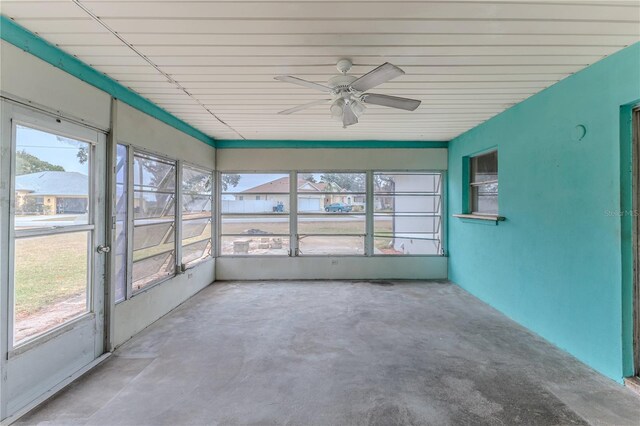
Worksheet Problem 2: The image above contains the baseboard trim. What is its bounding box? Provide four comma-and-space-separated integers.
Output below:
623, 376, 640, 397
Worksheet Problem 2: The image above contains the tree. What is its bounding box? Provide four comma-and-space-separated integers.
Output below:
184, 172, 212, 193
374, 174, 395, 192
299, 173, 316, 183
76, 146, 88, 164
320, 173, 366, 192
221, 174, 241, 191
16, 150, 65, 175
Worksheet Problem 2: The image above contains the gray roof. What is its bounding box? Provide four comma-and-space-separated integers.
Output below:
15, 171, 88, 196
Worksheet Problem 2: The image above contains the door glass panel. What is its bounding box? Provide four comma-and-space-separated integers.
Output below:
14, 231, 90, 345
14, 125, 90, 230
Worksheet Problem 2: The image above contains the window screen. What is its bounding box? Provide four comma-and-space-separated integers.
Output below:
114, 144, 128, 302
181, 165, 213, 268
220, 173, 290, 255
297, 173, 366, 256
373, 172, 443, 255
132, 151, 176, 291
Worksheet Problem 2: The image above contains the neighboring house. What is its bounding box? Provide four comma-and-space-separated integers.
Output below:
222, 177, 359, 213
15, 171, 88, 215
239, 177, 325, 212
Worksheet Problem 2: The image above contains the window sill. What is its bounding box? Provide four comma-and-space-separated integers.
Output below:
452, 214, 505, 225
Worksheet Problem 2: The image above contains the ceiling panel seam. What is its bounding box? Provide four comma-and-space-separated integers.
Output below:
72, 0, 246, 140
0, 15, 215, 147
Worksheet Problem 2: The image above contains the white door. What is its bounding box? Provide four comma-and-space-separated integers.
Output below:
0, 102, 107, 422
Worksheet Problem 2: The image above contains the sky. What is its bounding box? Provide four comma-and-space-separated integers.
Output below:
222, 173, 334, 193
224, 173, 289, 192
16, 125, 89, 175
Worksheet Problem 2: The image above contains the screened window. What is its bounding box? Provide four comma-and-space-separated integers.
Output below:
182, 165, 213, 268
114, 144, 128, 303
470, 150, 498, 215
297, 173, 366, 256
220, 173, 290, 255
373, 172, 443, 255
132, 151, 176, 291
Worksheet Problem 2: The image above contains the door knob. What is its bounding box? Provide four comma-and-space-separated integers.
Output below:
97, 245, 111, 254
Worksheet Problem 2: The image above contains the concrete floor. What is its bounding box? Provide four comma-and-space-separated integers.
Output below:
18, 281, 640, 425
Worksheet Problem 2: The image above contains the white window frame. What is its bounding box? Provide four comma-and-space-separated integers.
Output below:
130, 149, 178, 294
295, 170, 368, 257
215, 169, 446, 258
218, 171, 292, 257
469, 150, 499, 216
113, 146, 215, 303
180, 162, 214, 270
372, 171, 445, 257
8, 112, 101, 350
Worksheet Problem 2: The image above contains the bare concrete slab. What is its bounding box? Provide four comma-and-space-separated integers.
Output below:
17, 281, 640, 425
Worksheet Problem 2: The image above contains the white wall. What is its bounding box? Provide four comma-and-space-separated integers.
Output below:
217, 257, 446, 281
112, 101, 216, 347
0, 41, 111, 130
216, 147, 448, 280
217, 148, 447, 171
113, 258, 214, 345
0, 41, 217, 354
115, 101, 214, 170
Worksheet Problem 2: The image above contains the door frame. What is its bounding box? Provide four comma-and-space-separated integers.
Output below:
0, 99, 109, 423
633, 106, 640, 376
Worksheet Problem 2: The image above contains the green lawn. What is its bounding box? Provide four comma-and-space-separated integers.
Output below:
16, 219, 396, 316
15, 232, 87, 318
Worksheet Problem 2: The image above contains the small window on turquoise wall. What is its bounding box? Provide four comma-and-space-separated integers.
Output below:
469, 150, 498, 215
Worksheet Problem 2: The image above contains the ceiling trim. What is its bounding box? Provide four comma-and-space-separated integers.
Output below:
216, 140, 448, 149
0, 15, 216, 148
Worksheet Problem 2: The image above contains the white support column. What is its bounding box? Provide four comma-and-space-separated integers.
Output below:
105, 98, 117, 351
290, 171, 298, 256
366, 171, 374, 256
175, 161, 183, 272
215, 171, 222, 257
125, 145, 134, 300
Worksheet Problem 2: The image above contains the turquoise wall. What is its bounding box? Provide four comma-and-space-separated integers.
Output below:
447, 43, 640, 382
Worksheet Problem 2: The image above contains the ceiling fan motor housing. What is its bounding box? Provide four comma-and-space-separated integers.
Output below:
275, 60, 421, 127
328, 75, 358, 91
336, 58, 353, 74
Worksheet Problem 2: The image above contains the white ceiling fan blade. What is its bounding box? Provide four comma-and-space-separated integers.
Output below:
342, 104, 359, 127
350, 62, 405, 92
277, 99, 332, 115
362, 93, 421, 111
274, 76, 332, 92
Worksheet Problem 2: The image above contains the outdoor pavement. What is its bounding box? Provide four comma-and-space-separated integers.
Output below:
17, 281, 640, 425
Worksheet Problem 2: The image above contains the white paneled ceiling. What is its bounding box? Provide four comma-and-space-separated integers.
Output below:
2, 0, 639, 141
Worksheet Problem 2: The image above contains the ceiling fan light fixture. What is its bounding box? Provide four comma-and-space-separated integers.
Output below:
275, 60, 421, 127
330, 98, 345, 121
350, 99, 366, 117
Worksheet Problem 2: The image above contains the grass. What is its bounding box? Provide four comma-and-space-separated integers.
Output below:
15, 232, 87, 317
222, 218, 394, 252
15, 219, 396, 315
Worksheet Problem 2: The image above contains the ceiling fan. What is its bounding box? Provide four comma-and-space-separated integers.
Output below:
274, 59, 421, 128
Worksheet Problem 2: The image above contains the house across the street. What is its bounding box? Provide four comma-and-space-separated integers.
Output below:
224, 176, 361, 213
15, 171, 88, 214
